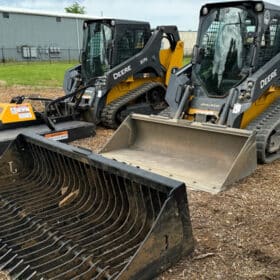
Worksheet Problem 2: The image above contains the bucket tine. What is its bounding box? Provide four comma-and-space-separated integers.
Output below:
0, 133, 194, 280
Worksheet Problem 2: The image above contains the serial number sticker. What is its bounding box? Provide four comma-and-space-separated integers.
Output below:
44, 131, 69, 141
232, 103, 242, 114
18, 112, 32, 119
10, 105, 30, 114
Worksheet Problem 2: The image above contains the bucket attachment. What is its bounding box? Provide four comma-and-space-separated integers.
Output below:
100, 114, 257, 193
0, 133, 193, 280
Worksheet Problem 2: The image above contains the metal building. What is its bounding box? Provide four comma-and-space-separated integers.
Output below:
0, 7, 197, 62
0, 7, 99, 61
179, 31, 197, 56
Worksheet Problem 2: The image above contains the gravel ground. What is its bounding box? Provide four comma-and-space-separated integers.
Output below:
1, 86, 279, 280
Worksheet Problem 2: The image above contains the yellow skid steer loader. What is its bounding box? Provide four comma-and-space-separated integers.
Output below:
100, 1, 280, 193
64, 19, 184, 128
0, 19, 183, 156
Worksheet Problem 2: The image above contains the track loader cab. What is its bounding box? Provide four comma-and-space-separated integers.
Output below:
64, 18, 184, 128
183, 1, 280, 128
193, 3, 256, 100
81, 19, 151, 83
101, 1, 280, 193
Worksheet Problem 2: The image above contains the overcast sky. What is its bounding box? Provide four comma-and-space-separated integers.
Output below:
0, 0, 279, 30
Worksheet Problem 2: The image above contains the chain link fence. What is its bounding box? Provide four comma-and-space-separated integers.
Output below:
0, 46, 193, 65
0, 47, 80, 63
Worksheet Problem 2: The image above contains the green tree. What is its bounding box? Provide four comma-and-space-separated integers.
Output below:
65, 2, 86, 14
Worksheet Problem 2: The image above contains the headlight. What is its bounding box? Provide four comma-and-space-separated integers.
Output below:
255, 3, 264, 12
202, 6, 209, 16
247, 81, 254, 89
83, 87, 96, 99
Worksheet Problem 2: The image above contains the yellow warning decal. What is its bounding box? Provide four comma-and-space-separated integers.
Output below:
0, 103, 36, 124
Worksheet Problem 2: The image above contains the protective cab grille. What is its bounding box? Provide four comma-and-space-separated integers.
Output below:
0, 134, 193, 280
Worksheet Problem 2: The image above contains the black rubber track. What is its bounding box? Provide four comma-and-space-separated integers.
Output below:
247, 98, 280, 163
100, 82, 166, 129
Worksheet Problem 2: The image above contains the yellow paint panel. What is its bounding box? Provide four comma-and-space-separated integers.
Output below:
241, 87, 280, 128
159, 40, 184, 84
188, 108, 219, 117
105, 77, 163, 105
0, 103, 36, 124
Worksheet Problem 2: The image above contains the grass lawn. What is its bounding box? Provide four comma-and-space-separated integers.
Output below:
0, 62, 76, 87
0, 57, 191, 88
183, 56, 191, 65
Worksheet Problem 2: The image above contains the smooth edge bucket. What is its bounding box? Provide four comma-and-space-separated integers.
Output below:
100, 114, 257, 193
